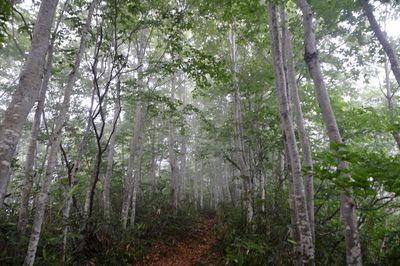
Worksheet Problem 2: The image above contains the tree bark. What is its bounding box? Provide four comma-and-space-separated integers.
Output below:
23, 1, 97, 265
130, 120, 146, 224
17, 0, 68, 237
168, 73, 181, 213
149, 118, 158, 193
229, 23, 253, 226
61, 86, 95, 261
268, 3, 315, 264
0, 0, 59, 208
361, 0, 400, 87
199, 164, 204, 209
178, 76, 188, 201
180, 131, 188, 202
121, 102, 146, 228
382, 55, 400, 150
103, 86, 121, 221
297, 0, 362, 265
281, 8, 315, 243
120, 32, 148, 227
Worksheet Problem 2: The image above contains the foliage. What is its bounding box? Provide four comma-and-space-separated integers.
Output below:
0, 0, 12, 44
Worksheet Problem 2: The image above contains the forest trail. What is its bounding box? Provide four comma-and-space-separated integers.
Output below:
135, 218, 219, 266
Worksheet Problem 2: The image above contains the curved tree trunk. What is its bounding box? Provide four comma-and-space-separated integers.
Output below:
297, 0, 362, 265
362, 1, 400, 150
361, 0, 400, 87
0, 0, 59, 208
62, 87, 95, 261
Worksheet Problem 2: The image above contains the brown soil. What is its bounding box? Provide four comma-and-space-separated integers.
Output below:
134, 218, 219, 266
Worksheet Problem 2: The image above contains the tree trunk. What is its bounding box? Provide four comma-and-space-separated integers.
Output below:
121, 102, 145, 228
281, 8, 315, 243
61, 86, 95, 261
168, 73, 181, 213
268, 3, 314, 264
178, 76, 188, 201
361, 0, 400, 87
297, 0, 362, 265
103, 87, 121, 221
180, 128, 188, 202
260, 170, 266, 214
84, 145, 102, 218
17, 1, 68, 236
199, 165, 204, 209
229, 23, 253, 226
0, 0, 59, 208
149, 118, 158, 193
23, 1, 97, 264
382, 56, 400, 150
130, 125, 146, 225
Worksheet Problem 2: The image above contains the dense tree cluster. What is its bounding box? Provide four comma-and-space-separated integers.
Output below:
1, 0, 400, 265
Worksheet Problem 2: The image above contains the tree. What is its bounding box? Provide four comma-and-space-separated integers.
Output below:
361, 0, 400, 87
17, 0, 68, 237
297, 0, 363, 264
0, 0, 59, 208
268, 3, 314, 263
229, 22, 253, 226
23, 1, 97, 264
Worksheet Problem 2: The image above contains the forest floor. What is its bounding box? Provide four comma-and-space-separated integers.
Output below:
135, 217, 220, 266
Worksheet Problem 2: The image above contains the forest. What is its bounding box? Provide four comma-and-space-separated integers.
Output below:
0, 0, 400, 265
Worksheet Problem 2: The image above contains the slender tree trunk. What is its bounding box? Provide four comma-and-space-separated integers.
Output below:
61, 86, 95, 261
260, 171, 266, 214
178, 76, 188, 201
229, 23, 253, 226
382, 56, 400, 149
168, 74, 181, 213
121, 32, 148, 227
129, 102, 148, 225
121, 102, 145, 228
211, 169, 219, 207
35, 134, 50, 190
199, 167, 204, 209
286, 151, 302, 266
223, 163, 232, 203
298, 0, 362, 265
103, 87, 120, 221
361, 0, 400, 87
23, 2, 97, 265
180, 129, 188, 202
17, 1, 68, 237
149, 118, 158, 193
129, 171, 140, 225
281, 8, 315, 243
268, 3, 314, 264
0, 0, 59, 208
84, 146, 102, 217
192, 160, 198, 210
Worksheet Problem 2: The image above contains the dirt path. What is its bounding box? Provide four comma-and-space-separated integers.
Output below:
135, 218, 218, 266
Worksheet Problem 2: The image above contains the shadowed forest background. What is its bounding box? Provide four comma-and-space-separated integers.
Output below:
1, 0, 400, 265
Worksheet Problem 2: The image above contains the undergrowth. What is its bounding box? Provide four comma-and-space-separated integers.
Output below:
0, 192, 201, 265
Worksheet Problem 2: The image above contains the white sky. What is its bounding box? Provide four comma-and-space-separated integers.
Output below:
386, 19, 400, 38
